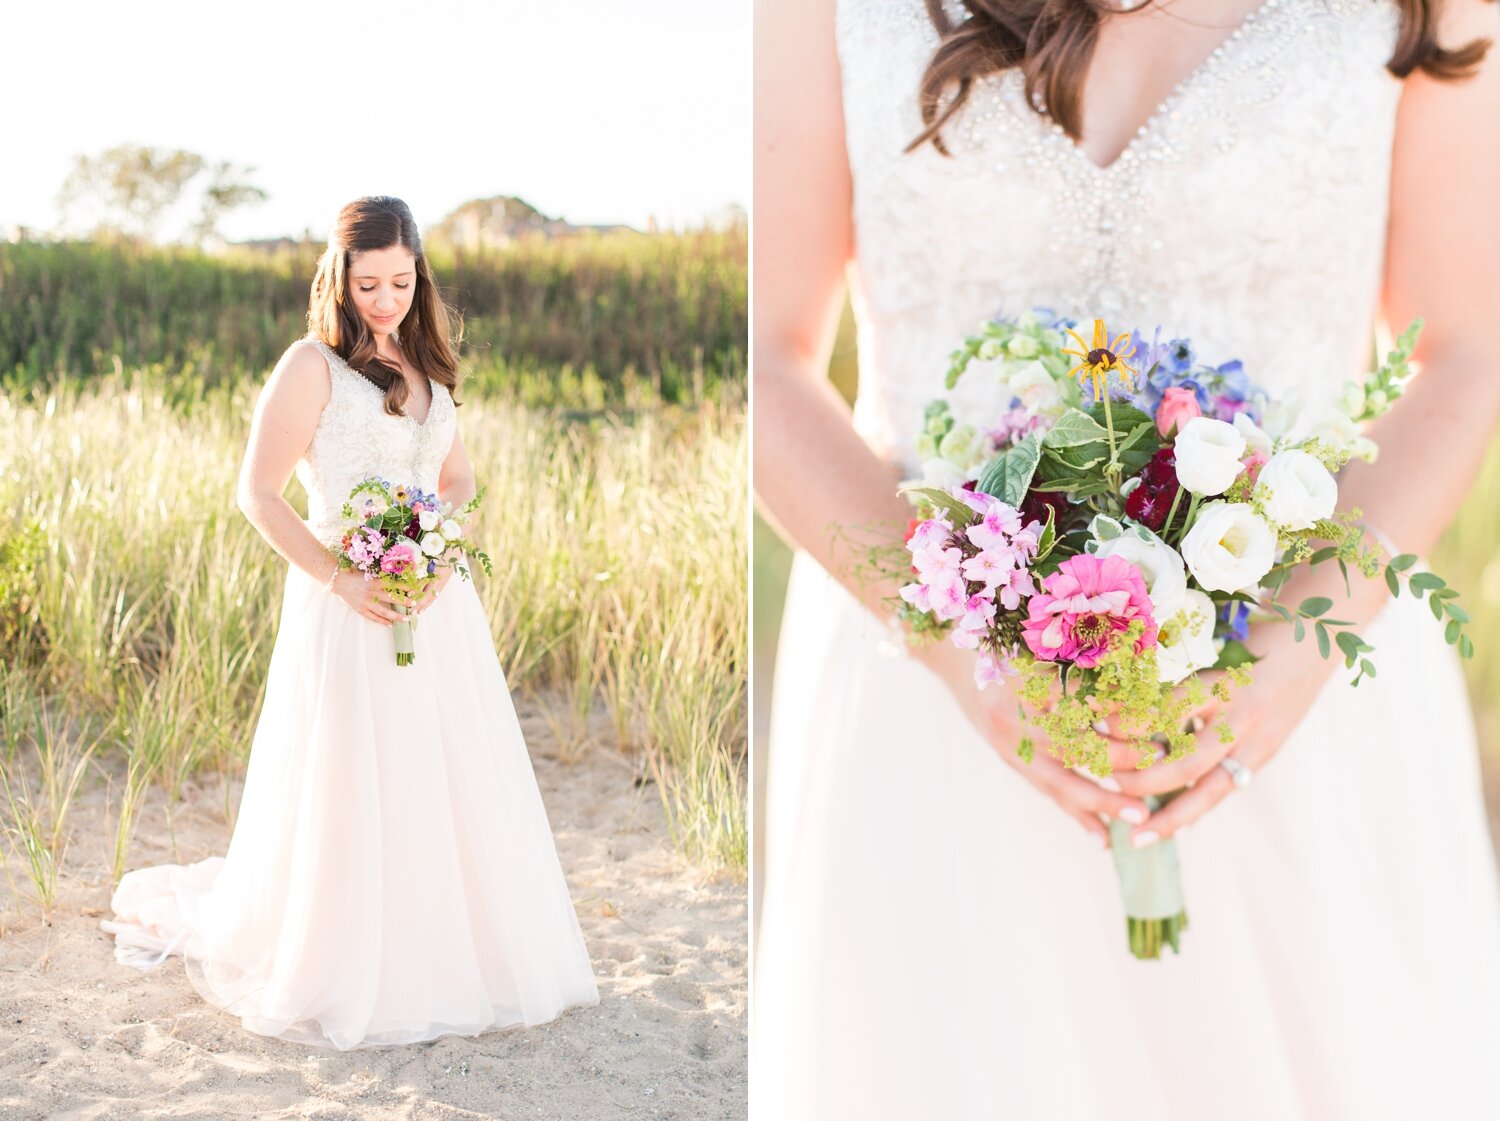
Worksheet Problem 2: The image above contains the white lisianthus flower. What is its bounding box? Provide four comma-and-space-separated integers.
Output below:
1005, 360, 1063, 416
1173, 416, 1247, 496
1256, 449, 1338, 530
1283, 407, 1377, 464
1155, 589, 1221, 684
921, 457, 969, 490
938, 423, 987, 469
1180, 501, 1278, 593
1095, 529, 1188, 621
419, 532, 446, 557
1232, 412, 1274, 458
439, 518, 464, 541
418, 508, 442, 531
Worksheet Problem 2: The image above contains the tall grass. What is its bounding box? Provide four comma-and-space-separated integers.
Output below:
0, 361, 746, 917
0, 231, 746, 403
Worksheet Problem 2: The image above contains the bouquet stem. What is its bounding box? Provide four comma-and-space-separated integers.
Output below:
1108, 794, 1188, 960
393, 602, 415, 666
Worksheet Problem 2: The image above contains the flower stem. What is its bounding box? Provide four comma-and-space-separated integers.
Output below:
1160, 487, 1186, 540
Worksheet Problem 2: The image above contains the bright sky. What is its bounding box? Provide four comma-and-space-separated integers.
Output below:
5, 0, 748, 241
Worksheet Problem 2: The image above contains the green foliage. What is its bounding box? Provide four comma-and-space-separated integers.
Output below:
976, 431, 1042, 506
0, 231, 745, 405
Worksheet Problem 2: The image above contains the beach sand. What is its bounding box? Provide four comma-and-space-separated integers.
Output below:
0, 700, 747, 1120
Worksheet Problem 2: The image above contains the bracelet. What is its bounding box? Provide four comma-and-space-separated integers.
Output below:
324, 559, 340, 592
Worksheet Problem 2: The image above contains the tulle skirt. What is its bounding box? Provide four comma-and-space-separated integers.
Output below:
753, 549, 1500, 1120
99, 556, 600, 1049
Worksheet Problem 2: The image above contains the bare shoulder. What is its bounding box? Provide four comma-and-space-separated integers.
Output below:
253, 338, 334, 427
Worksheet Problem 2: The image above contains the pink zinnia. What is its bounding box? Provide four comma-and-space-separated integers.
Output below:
1021, 553, 1159, 668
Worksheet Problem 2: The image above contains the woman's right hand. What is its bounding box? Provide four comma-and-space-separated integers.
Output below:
914, 640, 1151, 847
330, 570, 409, 626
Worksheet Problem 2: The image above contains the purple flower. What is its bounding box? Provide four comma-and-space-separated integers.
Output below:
1219, 599, 1251, 643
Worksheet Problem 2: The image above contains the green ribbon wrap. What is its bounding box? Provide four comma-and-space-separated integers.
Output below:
1107, 794, 1188, 959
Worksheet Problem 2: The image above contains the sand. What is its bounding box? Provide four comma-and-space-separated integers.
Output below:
0, 700, 747, 1120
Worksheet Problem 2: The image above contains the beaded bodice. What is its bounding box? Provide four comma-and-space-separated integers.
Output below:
835, 0, 1405, 472
294, 333, 457, 547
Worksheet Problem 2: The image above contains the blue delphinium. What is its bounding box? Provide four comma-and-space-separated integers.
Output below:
1218, 600, 1251, 643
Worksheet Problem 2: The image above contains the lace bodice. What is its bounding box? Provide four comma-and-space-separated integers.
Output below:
835, 0, 1404, 472
294, 333, 457, 547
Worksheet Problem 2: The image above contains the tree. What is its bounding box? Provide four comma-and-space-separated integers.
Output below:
55, 145, 266, 247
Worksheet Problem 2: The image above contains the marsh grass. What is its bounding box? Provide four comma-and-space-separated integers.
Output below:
0, 357, 747, 919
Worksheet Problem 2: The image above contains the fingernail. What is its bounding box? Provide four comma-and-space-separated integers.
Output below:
1131, 830, 1159, 848
1099, 777, 1122, 793
1100, 832, 1111, 850
1119, 806, 1147, 825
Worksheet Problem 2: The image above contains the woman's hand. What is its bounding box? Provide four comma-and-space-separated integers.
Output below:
408, 565, 456, 614
916, 639, 1152, 848
1108, 620, 1339, 843
1086, 670, 1228, 774
331, 570, 409, 626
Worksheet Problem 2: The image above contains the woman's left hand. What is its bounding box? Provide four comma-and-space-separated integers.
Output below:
407, 565, 456, 614
1105, 617, 1343, 843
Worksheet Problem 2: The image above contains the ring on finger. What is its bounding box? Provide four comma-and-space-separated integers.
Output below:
1218, 755, 1254, 789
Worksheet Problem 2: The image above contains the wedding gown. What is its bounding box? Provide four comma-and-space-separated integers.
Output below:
99, 333, 600, 1049
754, 1, 1500, 1117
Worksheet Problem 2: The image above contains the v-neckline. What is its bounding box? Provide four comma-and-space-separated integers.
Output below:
1057, 0, 1282, 173
376, 345, 435, 427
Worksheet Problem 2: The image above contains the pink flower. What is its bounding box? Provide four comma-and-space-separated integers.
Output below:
926, 567, 969, 621
898, 581, 931, 612
1240, 450, 1269, 486
1155, 386, 1203, 439
951, 594, 997, 649
907, 518, 952, 554
1021, 553, 1159, 668
380, 539, 422, 576
960, 547, 1017, 589
967, 503, 1022, 551
974, 651, 1015, 690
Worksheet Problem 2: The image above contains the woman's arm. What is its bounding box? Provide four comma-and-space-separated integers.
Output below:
1115, 1, 1500, 835
752, 0, 911, 622
436, 423, 477, 511
754, 0, 1150, 840
235, 342, 407, 623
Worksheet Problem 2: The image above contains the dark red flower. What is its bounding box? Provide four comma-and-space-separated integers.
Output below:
1126, 484, 1169, 530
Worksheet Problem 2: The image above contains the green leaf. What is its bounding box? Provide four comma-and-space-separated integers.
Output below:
1390, 553, 1419, 571
1338, 557, 1351, 596
1267, 603, 1294, 623
1213, 639, 1262, 669
1293, 616, 1305, 642
1335, 630, 1362, 664
1409, 571, 1444, 592
976, 432, 1042, 506
1309, 546, 1339, 565
1430, 593, 1446, 621
1316, 622, 1331, 660
1385, 566, 1400, 597
1460, 634, 1475, 659
1360, 658, 1377, 678
899, 486, 975, 527
1446, 603, 1471, 624
1086, 400, 1154, 433
1115, 421, 1158, 456
1035, 504, 1058, 561
1297, 596, 1334, 618
1041, 408, 1110, 448
1445, 618, 1461, 644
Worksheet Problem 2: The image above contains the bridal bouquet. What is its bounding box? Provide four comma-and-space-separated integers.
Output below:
330, 477, 493, 665
893, 309, 1475, 959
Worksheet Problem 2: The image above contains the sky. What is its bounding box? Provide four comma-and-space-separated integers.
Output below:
4, 0, 749, 242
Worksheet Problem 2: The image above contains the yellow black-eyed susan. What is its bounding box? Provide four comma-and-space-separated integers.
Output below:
1061, 319, 1139, 403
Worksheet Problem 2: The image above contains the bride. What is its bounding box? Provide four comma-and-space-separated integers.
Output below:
99, 195, 599, 1049
752, 0, 1500, 1116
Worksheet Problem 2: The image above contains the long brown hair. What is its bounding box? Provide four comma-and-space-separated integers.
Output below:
306, 195, 464, 416
908, 0, 1495, 156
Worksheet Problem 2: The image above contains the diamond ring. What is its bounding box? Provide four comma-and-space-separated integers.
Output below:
1218, 756, 1253, 789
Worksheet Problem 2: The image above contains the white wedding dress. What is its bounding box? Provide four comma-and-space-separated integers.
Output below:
754, 1, 1500, 1117
99, 333, 600, 1049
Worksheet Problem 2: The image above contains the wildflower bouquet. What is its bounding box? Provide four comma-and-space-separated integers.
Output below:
331, 477, 493, 665
894, 310, 1474, 959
